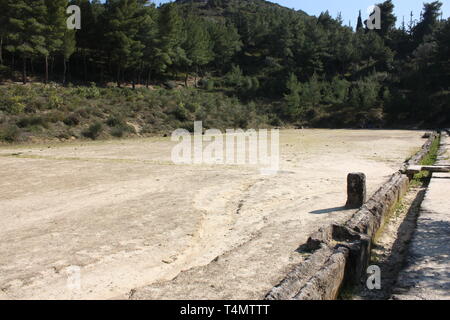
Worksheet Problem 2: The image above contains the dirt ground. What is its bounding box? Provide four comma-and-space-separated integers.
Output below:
0, 129, 424, 300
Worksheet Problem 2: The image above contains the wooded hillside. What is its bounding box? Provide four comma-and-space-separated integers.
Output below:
0, 0, 449, 138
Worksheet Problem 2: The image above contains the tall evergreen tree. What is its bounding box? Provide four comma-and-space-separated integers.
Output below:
208, 21, 242, 70
376, 0, 397, 39
137, 2, 159, 87
154, 2, 184, 77
104, 0, 145, 87
284, 72, 301, 120
0, 0, 9, 66
62, 29, 76, 84
413, 1, 443, 45
433, 18, 450, 84
356, 10, 364, 32
73, 0, 105, 82
44, 0, 67, 83
182, 16, 214, 87
6, 0, 48, 83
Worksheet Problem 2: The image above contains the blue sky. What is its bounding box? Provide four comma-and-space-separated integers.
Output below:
150, 0, 450, 29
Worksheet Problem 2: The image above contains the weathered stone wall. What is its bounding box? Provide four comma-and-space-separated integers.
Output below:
400, 131, 439, 172
265, 132, 438, 300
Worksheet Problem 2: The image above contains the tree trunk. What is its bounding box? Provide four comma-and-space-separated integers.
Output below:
50, 56, 54, 79
0, 36, 3, 66
137, 62, 142, 85
107, 54, 112, 76
116, 66, 121, 88
63, 57, 67, 85
83, 52, 87, 82
185, 73, 189, 88
146, 69, 151, 88
45, 56, 49, 84
22, 57, 27, 84
67, 58, 71, 84
194, 65, 199, 88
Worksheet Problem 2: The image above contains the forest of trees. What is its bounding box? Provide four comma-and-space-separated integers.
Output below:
0, 0, 449, 128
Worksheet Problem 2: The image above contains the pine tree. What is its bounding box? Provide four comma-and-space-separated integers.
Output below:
104, 0, 145, 87
44, 0, 67, 83
376, 0, 397, 39
73, 0, 105, 82
356, 10, 364, 32
434, 19, 450, 83
0, 0, 9, 65
336, 12, 343, 25
6, 0, 48, 83
208, 21, 242, 70
408, 11, 416, 35
137, 3, 159, 87
413, 1, 443, 45
182, 16, 214, 87
62, 29, 76, 85
301, 74, 322, 109
154, 2, 184, 77
284, 73, 302, 120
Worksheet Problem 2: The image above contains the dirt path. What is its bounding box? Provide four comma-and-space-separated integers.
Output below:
0, 129, 424, 300
391, 132, 450, 300
351, 184, 427, 300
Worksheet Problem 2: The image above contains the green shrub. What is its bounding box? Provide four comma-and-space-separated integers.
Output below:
75, 108, 91, 119
269, 114, 282, 126
16, 116, 48, 128
185, 102, 200, 113
164, 81, 177, 90
47, 94, 64, 109
106, 116, 125, 127
82, 122, 103, 140
0, 125, 20, 142
72, 83, 101, 99
57, 131, 71, 140
225, 65, 243, 86
172, 104, 190, 121
46, 111, 65, 123
0, 65, 13, 78
110, 124, 135, 137
63, 114, 81, 126
205, 79, 215, 91
251, 77, 260, 90
1, 95, 26, 114
421, 136, 440, 166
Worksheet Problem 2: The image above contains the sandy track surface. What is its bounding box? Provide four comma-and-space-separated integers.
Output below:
0, 129, 423, 300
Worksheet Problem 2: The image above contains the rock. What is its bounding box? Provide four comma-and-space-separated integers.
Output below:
345, 172, 366, 209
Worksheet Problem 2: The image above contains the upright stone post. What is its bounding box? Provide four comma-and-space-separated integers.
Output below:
346, 172, 366, 208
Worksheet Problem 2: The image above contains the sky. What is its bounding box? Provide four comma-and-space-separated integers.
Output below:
150, 0, 450, 29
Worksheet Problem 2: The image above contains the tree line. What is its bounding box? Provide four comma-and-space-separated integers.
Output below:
0, 0, 449, 127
